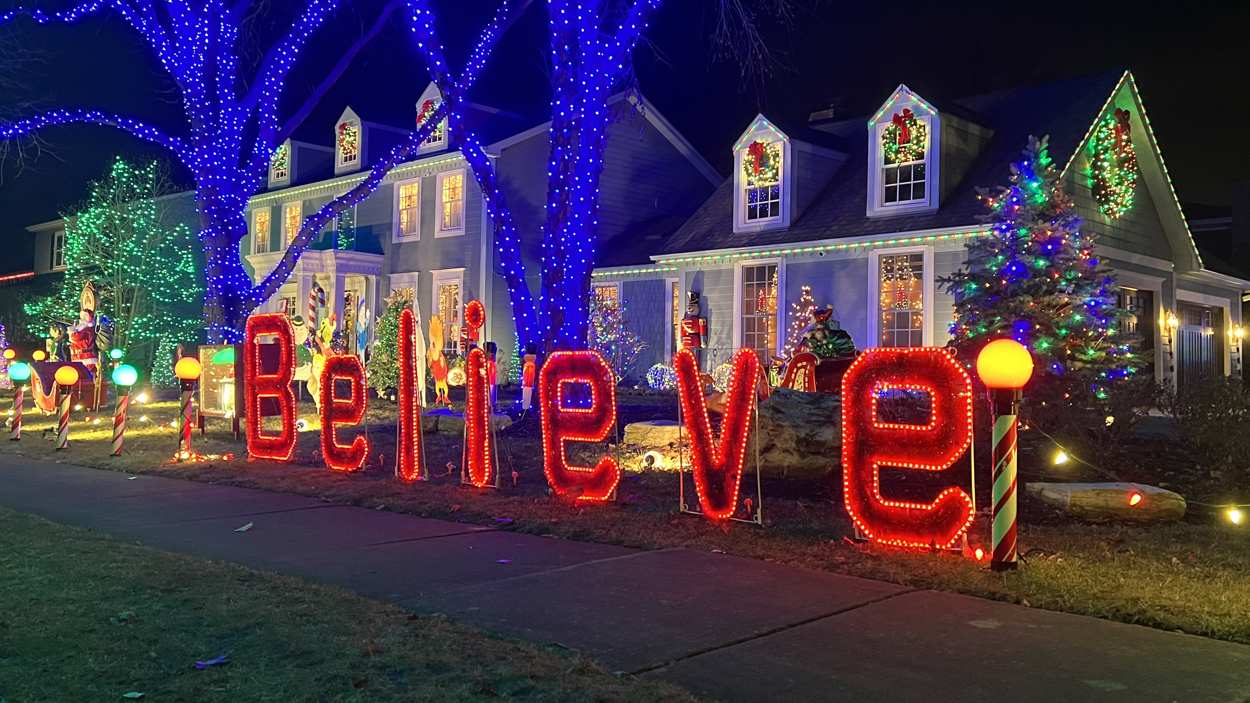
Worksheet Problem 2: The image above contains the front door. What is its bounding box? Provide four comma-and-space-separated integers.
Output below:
1176, 303, 1223, 389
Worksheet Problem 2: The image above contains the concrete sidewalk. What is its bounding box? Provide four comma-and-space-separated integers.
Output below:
2, 455, 1249, 702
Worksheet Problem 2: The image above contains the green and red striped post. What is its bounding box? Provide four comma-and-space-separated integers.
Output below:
112, 390, 130, 456
9, 384, 23, 441
975, 339, 1034, 573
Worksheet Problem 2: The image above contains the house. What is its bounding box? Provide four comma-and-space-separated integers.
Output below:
592, 71, 1249, 390
240, 84, 719, 372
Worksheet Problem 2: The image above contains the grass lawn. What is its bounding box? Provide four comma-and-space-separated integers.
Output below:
0, 506, 698, 702
3, 391, 1249, 649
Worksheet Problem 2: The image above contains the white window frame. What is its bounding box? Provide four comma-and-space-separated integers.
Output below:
389, 271, 419, 297
867, 245, 935, 348
435, 169, 466, 237
269, 141, 291, 187
416, 98, 448, 154
732, 133, 792, 234
50, 228, 66, 271
431, 267, 465, 354
866, 106, 940, 218
336, 119, 361, 170
392, 177, 422, 243
251, 208, 273, 255
592, 281, 621, 305
732, 258, 785, 359
282, 201, 302, 247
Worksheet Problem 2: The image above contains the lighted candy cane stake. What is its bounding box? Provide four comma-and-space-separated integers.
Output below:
174, 357, 202, 460
975, 339, 1034, 571
53, 365, 80, 450
7, 361, 32, 441
110, 364, 138, 456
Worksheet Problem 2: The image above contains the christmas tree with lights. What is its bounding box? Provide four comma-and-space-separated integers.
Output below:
942, 136, 1137, 398
588, 293, 646, 381
23, 158, 202, 382
782, 285, 817, 358
366, 288, 413, 399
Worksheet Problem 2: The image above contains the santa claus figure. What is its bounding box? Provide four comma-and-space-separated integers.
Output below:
680, 291, 707, 369
69, 284, 100, 373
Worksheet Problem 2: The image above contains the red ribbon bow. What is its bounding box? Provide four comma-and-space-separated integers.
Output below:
891, 109, 913, 145
747, 141, 767, 175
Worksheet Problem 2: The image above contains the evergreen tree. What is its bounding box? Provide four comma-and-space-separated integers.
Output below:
23, 157, 202, 383
782, 285, 816, 358
588, 293, 646, 382
942, 136, 1138, 398
367, 288, 412, 398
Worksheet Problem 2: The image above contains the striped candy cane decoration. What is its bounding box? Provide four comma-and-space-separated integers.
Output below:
56, 391, 71, 450
178, 388, 193, 457
990, 397, 1019, 571
9, 385, 23, 441
112, 391, 129, 456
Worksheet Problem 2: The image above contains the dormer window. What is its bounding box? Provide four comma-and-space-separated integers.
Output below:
337, 119, 360, 168
866, 85, 940, 217
880, 109, 927, 205
732, 115, 792, 233
743, 140, 782, 222
416, 97, 447, 151
269, 142, 290, 185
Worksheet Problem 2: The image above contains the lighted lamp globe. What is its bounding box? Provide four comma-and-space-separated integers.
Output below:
32, 350, 46, 361
976, 339, 1034, 390
174, 357, 202, 381
109, 348, 124, 361
112, 364, 139, 387
8, 361, 31, 383
2, 348, 14, 360
54, 365, 80, 387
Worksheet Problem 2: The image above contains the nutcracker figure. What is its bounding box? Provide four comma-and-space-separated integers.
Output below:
680, 291, 708, 370
520, 344, 537, 411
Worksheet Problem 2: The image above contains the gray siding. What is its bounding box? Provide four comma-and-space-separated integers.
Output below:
621, 278, 667, 377
685, 267, 736, 362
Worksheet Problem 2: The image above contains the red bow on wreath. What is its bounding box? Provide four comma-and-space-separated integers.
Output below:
1113, 108, 1132, 151
891, 108, 913, 145
747, 141, 767, 175
417, 99, 435, 124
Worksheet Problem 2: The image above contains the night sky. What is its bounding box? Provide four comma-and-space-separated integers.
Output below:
1, 0, 1247, 238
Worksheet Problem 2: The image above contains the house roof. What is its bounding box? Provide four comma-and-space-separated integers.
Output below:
660, 71, 1127, 256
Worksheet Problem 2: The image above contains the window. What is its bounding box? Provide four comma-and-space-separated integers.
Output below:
1117, 287, 1154, 346
740, 263, 779, 362
333, 202, 356, 250
593, 284, 620, 307
252, 209, 272, 254
742, 140, 782, 222
416, 97, 447, 150
281, 296, 296, 318
50, 229, 66, 270
270, 143, 290, 183
437, 170, 465, 234
878, 252, 925, 346
880, 109, 928, 206
432, 270, 463, 356
337, 120, 360, 167
396, 180, 420, 240
282, 202, 302, 245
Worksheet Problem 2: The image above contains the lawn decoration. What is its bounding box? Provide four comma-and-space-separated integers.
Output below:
674, 348, 762, 522
319, 354, 369, 472
539, 350, 621, 502
975, 338, 1034, 570
460, 300, 495, 488
521, 345, 537, 411
780, 305, 857, 393
8, 360, 31, 440
396, 308, 427, 482
428, 315, 451, 406
173, 355, 202, 461
110, 363, 137, 456
306, 312, 339, 410
53, 364, 79, 450
841, 347, 975, 549
680, 291, 707, 370
244, 313, 297, 462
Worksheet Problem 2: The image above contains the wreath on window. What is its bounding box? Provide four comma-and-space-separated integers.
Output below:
416, 99, 446, 144
1088, 108, 1138, 219
270, 144, 289, 175
337, 121, 359, 159
881, 109, 927, 165
742, 140, 780, 186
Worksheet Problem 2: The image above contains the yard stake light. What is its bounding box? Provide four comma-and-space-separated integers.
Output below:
174, 356, 202, 461
8, 361, 31, 441
111, 364, 138, 456
975, 339, 1034, 572
54, 365, 80, 450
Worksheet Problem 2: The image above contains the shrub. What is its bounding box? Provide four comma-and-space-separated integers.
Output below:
1165, 377, 1250, 490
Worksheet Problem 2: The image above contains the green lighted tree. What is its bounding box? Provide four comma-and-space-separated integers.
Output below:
588, 292, 646, 382
23, 157, 202, 381
366, 287, 412, 399
941, 136, 1138, 399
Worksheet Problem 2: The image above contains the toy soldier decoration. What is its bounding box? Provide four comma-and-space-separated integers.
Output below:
680, 290, 707, 370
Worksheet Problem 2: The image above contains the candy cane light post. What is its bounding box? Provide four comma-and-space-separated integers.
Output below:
8, 361, 32, 441
975, 339, 1034, 572
53, 365, 80, 450
110, 364, 138, 456
174, 356, 202, 461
